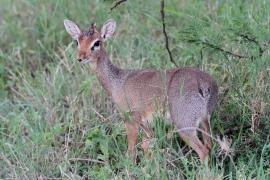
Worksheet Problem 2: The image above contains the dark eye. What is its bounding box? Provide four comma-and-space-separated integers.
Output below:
94, 40, 100, 47
91, 40, 100, 51
74, 40, 78, 46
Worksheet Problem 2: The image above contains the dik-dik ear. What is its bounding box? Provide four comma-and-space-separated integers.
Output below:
101, 19, 116, 41
64, 19, 81, 40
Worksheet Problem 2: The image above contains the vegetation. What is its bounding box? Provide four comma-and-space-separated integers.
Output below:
0, 0, 269, 179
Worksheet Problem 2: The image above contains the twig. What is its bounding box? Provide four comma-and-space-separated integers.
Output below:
69, 158, 106, 164
200, 39, 248, 59
111, 0, 127, 11
160, 0, 178, 67
91, 107, 108, 122
223, 125, 251, 135
236, 32, 264, 57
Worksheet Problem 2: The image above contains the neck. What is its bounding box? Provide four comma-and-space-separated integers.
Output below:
95, 52, 123, 94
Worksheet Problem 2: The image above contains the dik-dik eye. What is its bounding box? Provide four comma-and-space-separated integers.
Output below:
73, 40, 78, 47
91, 40, 100, 51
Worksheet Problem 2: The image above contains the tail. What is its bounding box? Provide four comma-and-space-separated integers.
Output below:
197, 78, 218, 115
197, 80, 211, 100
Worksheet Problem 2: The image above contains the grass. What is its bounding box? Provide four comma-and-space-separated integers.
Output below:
0, 0, 270, 179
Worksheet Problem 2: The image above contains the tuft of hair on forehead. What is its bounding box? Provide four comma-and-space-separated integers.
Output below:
82, 23, 97, 37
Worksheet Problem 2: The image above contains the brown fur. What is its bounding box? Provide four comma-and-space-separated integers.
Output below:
64, 20, 218, 163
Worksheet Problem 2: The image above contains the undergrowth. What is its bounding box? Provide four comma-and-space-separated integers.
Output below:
0, 0, 269, 179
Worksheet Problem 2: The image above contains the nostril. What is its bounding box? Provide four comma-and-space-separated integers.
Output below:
78, 59, 82, 62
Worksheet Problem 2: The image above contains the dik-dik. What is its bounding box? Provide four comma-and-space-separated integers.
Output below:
64, 19, 218, 163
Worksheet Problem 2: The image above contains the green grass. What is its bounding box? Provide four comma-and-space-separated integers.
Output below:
0, 0, 270, 179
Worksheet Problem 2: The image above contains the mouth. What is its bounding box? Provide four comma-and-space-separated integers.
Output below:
80, 59, 94, 64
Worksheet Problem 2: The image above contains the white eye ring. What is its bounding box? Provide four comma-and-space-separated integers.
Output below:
91, 40, 100, 51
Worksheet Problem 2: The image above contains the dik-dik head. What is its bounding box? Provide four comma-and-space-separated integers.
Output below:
64, 19, 116, 66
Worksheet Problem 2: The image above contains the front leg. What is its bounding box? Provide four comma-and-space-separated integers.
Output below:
200, 118, 212, 151
125, 112, 140, 163
142, 132, 151, 159
140, 122, 153, 160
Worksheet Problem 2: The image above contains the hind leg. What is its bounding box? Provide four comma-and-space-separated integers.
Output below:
179, 129, 209, 163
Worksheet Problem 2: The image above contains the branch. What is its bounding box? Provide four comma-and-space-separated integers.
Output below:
200, 39, 249, 59
223, 125, 251, 135
160, 0, 178, 67
111, 0, 127, 11
69, 158, 106, 165
236, 32, 264, 57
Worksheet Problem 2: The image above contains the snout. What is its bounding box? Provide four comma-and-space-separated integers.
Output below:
76, 57, 91, 64
76, 51, 95, 64
77, 51, 88, 62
